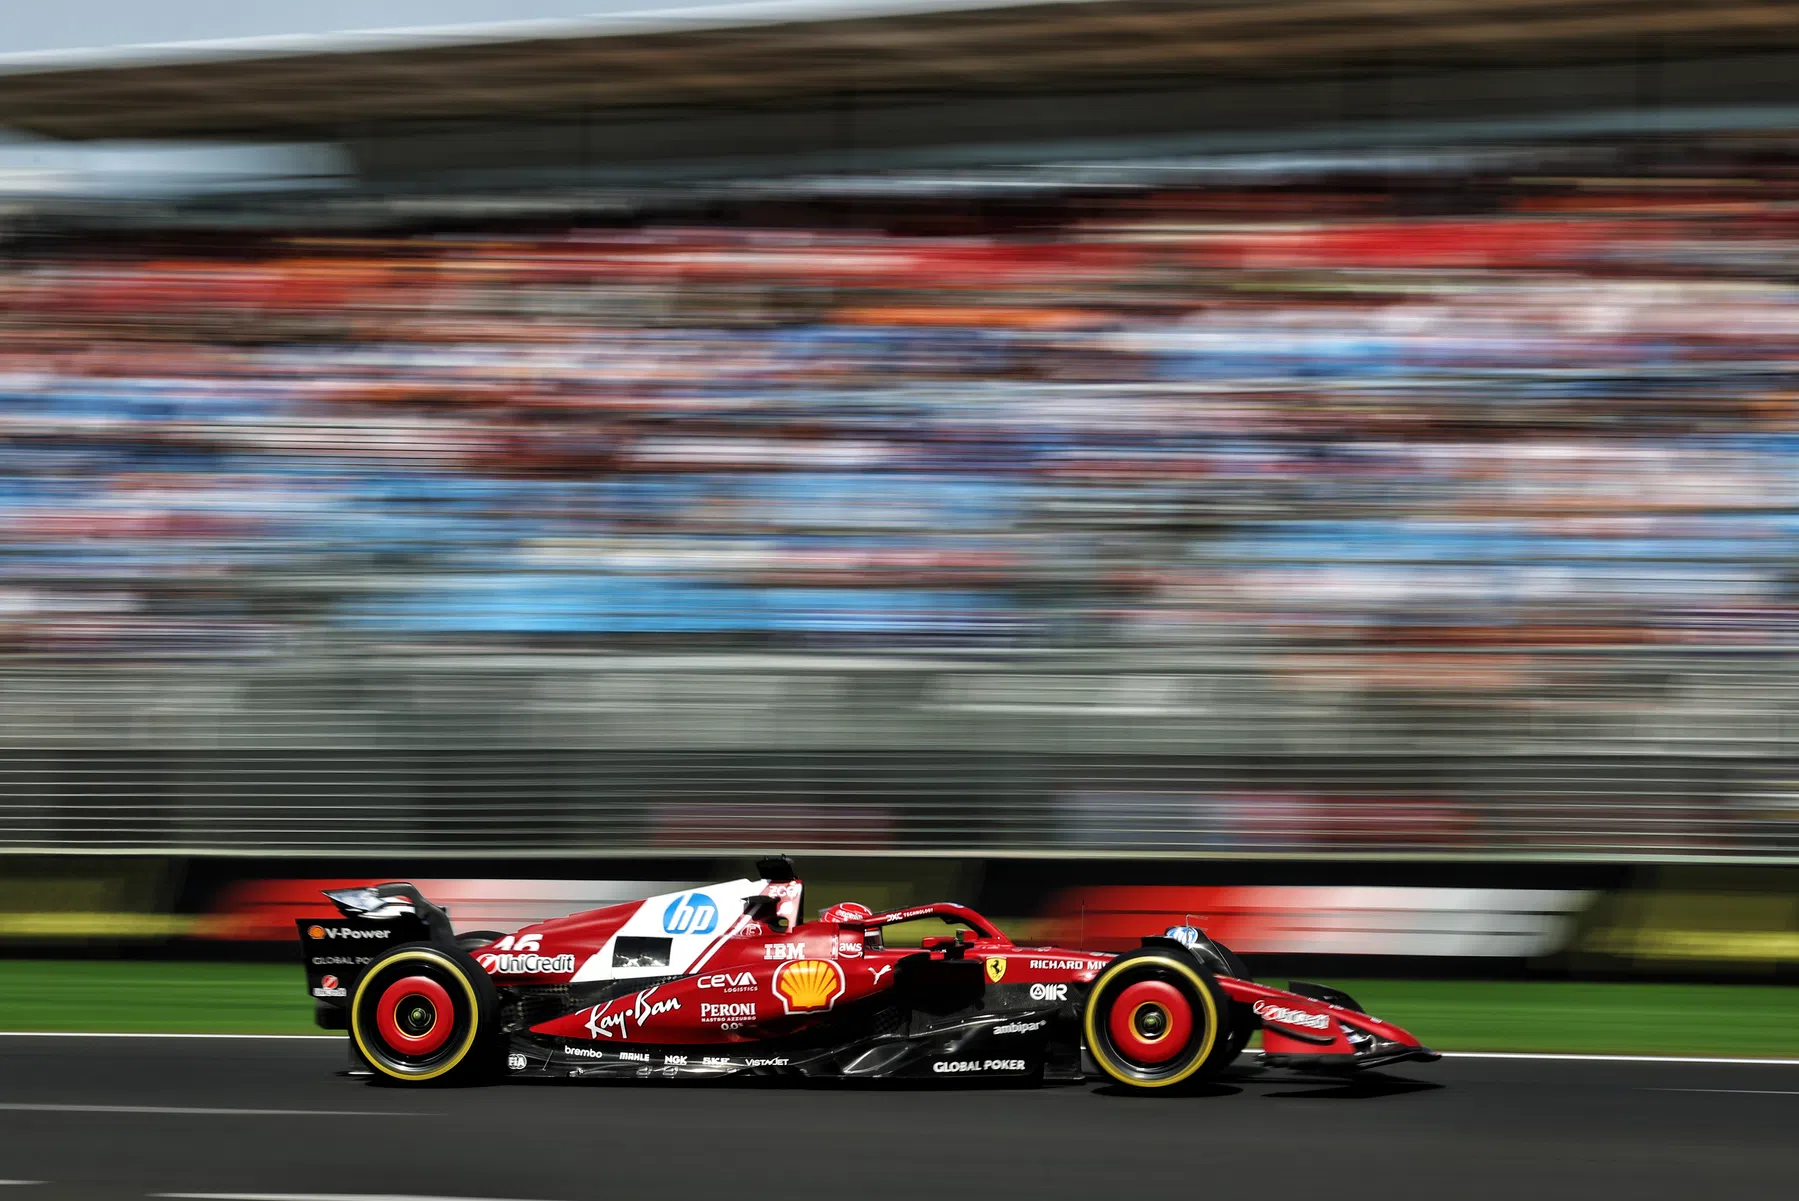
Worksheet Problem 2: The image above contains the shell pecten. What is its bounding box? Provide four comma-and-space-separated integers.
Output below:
773, 958, 845, 1012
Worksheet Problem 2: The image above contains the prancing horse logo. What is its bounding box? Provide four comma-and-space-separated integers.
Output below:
985, 957, 1007, 984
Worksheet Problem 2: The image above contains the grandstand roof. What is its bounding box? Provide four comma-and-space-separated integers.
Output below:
4, 0, 1799, 141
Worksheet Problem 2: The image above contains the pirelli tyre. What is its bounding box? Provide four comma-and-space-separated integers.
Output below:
1213, 942, 1256, 1063
350, 942, 500, 1084
1214, 942, 1251, 983
1083, 948, 1234, 1091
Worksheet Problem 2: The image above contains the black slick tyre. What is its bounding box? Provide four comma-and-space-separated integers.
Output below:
349, 941, 500, 1085
1213, 941, 1256, 1063
1214, 942, 1251, 983
1083, 948, 1234, 1091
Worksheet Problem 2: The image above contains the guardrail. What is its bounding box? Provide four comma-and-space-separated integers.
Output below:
1, 644, 1796, 859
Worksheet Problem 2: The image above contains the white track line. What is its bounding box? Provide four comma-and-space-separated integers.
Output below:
3, 1033, 1796, 1067
0, 1183, 45, 1187
1649, 1088, 1799, 1095
0, 1033, 336, 1040
1446, 1052, 1799, 1066
0, 1103, 429, 1117
159, 1194, 555, 1201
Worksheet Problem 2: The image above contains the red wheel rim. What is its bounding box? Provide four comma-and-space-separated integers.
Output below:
1106, 979, 1191, 1065
376, 975, 454, 1055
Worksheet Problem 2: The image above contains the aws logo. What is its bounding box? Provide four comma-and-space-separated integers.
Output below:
772, 959, 845, 1014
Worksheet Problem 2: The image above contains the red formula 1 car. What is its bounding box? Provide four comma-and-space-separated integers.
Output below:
299, 858, 1436, 1091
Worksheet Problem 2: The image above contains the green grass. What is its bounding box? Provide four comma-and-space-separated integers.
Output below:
0, 962, 1794, 1057
1334, 979, 1799, 1059
0, 961, 317, 1035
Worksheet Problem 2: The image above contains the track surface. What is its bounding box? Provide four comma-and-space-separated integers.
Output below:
0, 1037, 1795, 1200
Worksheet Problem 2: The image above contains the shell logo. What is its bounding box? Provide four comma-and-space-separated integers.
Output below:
307, 925, 327, 939
985, 957, 1007, 984
772, 959, 845, 1014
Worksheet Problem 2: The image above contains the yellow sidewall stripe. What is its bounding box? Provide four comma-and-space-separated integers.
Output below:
1083, 955, 1219, 1089
350, 949, 482, 1082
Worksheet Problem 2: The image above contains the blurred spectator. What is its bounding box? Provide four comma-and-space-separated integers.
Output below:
6, 158, 1799, 660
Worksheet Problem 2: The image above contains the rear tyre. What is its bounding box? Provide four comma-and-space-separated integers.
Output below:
350, 942, 499, 1085
1083, 949, 1234, 1091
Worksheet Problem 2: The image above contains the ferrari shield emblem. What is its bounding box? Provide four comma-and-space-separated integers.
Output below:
984, 957, 1007, 984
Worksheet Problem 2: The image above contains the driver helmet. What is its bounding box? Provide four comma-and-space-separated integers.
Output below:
819, 901, 874, 923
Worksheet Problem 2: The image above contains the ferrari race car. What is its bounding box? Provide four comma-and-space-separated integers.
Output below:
299, 857, 1436, 1091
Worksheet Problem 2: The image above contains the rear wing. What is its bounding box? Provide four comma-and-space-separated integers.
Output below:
297, 882, 453, 1026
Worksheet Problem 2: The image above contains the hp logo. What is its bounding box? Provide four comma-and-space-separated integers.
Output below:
663, 893, 718, 935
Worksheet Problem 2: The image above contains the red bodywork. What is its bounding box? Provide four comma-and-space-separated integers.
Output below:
466, 894, 1430, 1068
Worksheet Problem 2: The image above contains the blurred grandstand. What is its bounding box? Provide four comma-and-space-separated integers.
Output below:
4, 1, 1799, 860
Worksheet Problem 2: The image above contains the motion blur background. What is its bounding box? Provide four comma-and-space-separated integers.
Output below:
3, 0, 1799, 1011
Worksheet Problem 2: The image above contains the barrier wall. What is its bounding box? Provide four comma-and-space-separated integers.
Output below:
5, 855, 1795, 978
4, 650, 1799, 861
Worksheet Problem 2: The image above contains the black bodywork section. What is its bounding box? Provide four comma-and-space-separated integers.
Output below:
497, 955, 1088, 1083
299, 882, 453, 1029
1287, 980, 1365, 1013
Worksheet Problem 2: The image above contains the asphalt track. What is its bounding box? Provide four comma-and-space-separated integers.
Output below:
1, 1037, 1796, 1201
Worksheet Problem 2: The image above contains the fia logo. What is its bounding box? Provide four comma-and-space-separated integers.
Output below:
663, 893, 718, 935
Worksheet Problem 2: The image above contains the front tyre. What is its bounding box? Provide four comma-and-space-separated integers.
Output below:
1083, 949, 1233, 1091
350, 942, 499, 1084
1213, 941, 1256, 1064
